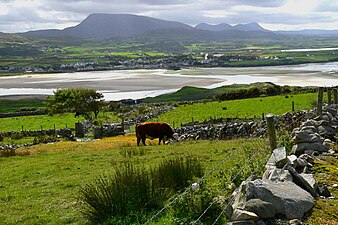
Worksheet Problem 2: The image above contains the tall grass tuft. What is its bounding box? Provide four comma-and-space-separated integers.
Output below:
80, 158, 203, 224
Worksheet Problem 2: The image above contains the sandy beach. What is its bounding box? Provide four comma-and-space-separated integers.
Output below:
0, 62, 337, 100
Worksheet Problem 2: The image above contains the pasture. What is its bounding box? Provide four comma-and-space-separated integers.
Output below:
154, 93, 319, 126
0, 136, 270, 224
0, 93, 319, 133
0, 112, 120, 133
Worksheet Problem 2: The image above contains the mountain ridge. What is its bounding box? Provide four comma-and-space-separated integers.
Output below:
17, 13, 338, 40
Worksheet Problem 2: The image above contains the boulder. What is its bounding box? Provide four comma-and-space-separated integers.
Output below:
287, 155, 298, 167
245, 179, 314, 219
243, 198, 275, 219
226, 220, 256, 225
300, 173, 317, 189
231, 209, 259, 221
286, 166, 319, 198
266, 147, 287, 168
291, 143, 327, 156
297, 154, 314, 167
263, 168, 292, 182
300, 120, 318, 127
292, 131, 322, 144
318, 124, 335, 139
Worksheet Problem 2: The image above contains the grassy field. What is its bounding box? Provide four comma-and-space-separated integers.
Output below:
154, 93, 319, 126
0, 112, 120, 133
0, 136, 270, 224
0, 98, 45, 113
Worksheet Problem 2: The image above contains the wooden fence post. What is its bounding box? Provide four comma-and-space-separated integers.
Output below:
328, 87, 332, 105
261, 113, 265, 121
267, 114, 277, 151
317, 87, 324, 116
292, 101, 295, 112
333, 88, 338, 104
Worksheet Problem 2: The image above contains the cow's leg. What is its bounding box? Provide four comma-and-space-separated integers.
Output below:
137, 137, 141, 146
142, 138, 146, 146
159, 136, 163, 145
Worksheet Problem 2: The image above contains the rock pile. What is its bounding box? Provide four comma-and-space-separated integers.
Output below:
174, 111, 306, 142
225, 105, 337, 225
93, 123, 124, 139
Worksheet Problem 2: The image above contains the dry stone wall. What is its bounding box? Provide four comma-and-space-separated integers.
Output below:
225, 104, 338, 225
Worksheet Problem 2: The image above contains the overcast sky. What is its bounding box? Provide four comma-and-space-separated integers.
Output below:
0, 0, 337, 33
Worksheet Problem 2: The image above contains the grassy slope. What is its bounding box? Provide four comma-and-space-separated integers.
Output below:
0, 99, 45, 113
0, 136, 270, 224
154, 93, 318, 125
306, 153, 338, 225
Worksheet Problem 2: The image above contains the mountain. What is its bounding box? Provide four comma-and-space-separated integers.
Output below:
276, 29, 338, 36
194, 22, 268, 32
21, 13, 193, 39
195, 23, 233, 31
18, 13, 337, 41
233, 22, 268, 32
138, 27, 276, 43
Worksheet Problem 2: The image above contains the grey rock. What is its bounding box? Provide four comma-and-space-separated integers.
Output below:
292, 131, 322, 144
315, 183, 331, 197
243, 198, 275, 219
289, 219, 304, 225
264, 168, 292, 182
300, 120, 318, 127
286, 166, 319, 198
267, 147, 287, 168
300, 173, 317, 189
291, 142, 327, 156
227, 220, 256, 225
231, 209, 259, 221
246, 179, 314, 219
300, 126, 318, 133
287, 155, 298, 167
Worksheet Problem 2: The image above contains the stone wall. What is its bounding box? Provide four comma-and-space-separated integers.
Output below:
225, 104, 337, 225
0, 110, 47, 118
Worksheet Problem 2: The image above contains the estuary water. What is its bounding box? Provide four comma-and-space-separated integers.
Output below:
0, 62, 337, 101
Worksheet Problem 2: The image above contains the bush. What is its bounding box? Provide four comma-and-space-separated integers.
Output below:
80, 157, 203, 224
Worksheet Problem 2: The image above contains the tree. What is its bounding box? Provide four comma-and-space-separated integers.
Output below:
45, 88, 105, 119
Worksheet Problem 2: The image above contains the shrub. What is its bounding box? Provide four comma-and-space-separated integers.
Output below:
80, 157, 203, 224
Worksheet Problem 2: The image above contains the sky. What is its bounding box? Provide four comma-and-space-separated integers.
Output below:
0, 0, 337, 33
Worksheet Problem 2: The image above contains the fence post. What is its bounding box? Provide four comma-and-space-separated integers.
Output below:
317, 87, 324, 116
333, 88, 338, 104
267, 114, 277, 151
292, 101, 295, 112
327, 87, 332, 105
261, 113, 265, 121
21, 125, 24, 132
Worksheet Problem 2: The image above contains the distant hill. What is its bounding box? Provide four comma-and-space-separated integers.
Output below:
276, 29, 338, 36
16, 13, 338, 41
195, 22, 268, 32
195, 23, 233, 31
21, 13, 192, 39
233, 22, 268, 32
138, 27, 276, 42
0, 32, 27, 42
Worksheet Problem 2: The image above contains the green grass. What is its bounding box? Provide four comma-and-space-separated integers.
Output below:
0, 112, 120, 133
153, 93, 318, 125
0, 137, 270, 224
0, 99, 45, 113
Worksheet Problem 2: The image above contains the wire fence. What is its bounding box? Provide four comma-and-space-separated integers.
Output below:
144, 136, 270, 225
